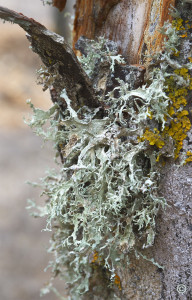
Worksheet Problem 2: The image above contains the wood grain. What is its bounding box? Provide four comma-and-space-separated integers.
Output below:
73, 0, 175, 65
73, 0, 121, 49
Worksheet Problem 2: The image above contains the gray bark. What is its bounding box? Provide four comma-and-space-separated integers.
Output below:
117, 162, 192, 299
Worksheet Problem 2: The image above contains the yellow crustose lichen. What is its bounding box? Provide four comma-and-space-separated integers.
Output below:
172, 18, 192, 38
142, 69, 191, 159
163, 68, 192, 158
139, 128, 165, 149
141, 18, 192, 160
184, 151, 192, 164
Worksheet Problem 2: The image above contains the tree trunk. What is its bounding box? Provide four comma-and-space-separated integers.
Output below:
0, 1, 191, 299
112, 161, 191, 299
73, 1, 192, 299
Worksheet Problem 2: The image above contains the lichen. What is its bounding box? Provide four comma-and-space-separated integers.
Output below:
27, 9, 192, 300
41, 0, 52, 6
139, 14, 192, 161
77, 36, 125, 79
184, 150, 192, 164
27, 83, 166, 298
114, 274, 122, 291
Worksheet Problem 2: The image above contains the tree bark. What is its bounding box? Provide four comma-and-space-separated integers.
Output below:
113, 161, 191, 299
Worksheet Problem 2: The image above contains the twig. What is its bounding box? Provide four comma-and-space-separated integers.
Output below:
0, 6, 100, 111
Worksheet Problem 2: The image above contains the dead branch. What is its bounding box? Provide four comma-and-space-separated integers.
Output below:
0, 6, 100, 111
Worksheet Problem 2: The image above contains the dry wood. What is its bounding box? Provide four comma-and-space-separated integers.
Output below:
73, 0, 175, 64
0, 6, 100, 111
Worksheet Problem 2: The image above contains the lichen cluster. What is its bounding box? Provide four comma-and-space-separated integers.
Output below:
140, 15, 192, 162
27, 10, 192, 300
27, 81, 166, 298
77, 36, 125, 79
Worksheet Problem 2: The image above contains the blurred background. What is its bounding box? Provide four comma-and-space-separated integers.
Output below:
0, 0, 75, 299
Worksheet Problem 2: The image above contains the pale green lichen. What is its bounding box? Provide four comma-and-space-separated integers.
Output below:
27, 84, 166, 298
78, 36, 125, 78
27, 9, 192, 299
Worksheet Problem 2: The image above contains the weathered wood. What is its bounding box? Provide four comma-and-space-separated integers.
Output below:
73, 0, 175, 64
0, 6, 99, 111
73, 0, 121, 48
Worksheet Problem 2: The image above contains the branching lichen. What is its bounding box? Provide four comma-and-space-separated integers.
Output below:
27, 82, 166, 298
76, 36, 125, 80
27, 9, 192, 300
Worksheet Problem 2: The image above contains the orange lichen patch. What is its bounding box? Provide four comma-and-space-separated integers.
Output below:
180, 32, 188, 38
168, 106, 175, 116
140, 61, 192, 159
164, 113, 191, 158
114, 273, 122, 290
91, 251, 99, 263
172, 18, 192, 41
141, 107, 191, 159
172, 18, 185, 31
161, 63, 192, 158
